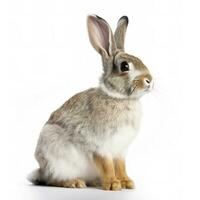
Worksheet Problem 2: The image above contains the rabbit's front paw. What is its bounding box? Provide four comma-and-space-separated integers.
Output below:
102, 177, 121, 191
120, 177, 135, 189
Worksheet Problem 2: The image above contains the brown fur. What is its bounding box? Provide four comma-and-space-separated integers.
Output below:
93, 153, 121, 190
134, 73, 153, 91
114, 158, 135, 189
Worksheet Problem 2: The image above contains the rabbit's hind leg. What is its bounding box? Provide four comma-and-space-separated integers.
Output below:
49, 178, 86, 188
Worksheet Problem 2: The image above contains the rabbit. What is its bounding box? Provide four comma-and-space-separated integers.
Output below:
28, 15, 153, 191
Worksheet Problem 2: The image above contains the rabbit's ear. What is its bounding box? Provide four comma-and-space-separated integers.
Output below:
114, 16, 129, 51
87, 15, 116, 57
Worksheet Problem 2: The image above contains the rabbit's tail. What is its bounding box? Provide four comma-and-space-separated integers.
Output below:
27, 169, 45, 185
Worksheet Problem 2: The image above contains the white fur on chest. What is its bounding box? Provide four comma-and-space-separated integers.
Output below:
99, 101, 141, 157
101, 125, 137, 157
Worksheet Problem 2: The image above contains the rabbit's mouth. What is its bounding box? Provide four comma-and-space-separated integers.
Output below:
129, 81, 153, 97
144, 85, 151, 92
128, 85, 137, 95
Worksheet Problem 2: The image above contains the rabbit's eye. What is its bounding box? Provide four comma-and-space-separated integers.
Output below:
120, 61, 129, 72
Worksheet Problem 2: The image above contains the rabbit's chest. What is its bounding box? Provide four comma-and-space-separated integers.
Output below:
101, 124, 137, 156
98, 102, 141, 157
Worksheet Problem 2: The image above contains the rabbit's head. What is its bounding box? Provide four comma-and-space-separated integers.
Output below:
87, 15, 153, 99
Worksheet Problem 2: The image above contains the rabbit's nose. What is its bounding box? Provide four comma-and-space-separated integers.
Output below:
144, 78, 151, 86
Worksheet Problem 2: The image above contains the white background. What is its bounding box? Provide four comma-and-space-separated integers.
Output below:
1, 0, 200, 199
